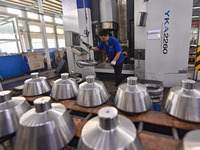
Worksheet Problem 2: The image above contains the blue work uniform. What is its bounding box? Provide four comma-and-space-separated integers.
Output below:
97, 36, 124, 65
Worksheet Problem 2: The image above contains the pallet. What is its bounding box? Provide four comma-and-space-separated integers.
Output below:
24, 96, 200, 150
59, 100, 200, 130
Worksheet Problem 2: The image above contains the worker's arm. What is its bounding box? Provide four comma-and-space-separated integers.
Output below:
91, 47, 99, 51
114, 51, 121, 61
111, 39, 123, 66
110, 51, 121, 66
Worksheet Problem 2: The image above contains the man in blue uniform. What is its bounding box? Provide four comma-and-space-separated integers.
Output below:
89, 29, 124, 86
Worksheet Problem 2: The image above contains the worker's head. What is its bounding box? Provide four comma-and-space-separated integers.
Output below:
99, 29, 109, 42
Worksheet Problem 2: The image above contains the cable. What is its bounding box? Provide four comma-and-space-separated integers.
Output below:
76, 60, 85, 68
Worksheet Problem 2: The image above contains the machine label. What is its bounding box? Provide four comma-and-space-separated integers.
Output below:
163, 10, 170, 54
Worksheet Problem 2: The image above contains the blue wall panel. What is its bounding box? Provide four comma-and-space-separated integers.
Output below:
0, 49, 58, 79
77, 0, 90, 9
0, 55, 25, 79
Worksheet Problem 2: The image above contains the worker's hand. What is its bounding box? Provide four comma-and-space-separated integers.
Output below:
111, 60, 116, 66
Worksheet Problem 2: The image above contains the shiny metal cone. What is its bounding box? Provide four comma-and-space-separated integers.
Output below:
14, 96, 76, 150
164, 79, 200, 123
0, 90, 31, 139
115, 77, 152, 113
51, 73, 78, 100
77, 107, 144, 150
23, 72, 51, 96
177, 130, 200, 150
76, 75, 110, 107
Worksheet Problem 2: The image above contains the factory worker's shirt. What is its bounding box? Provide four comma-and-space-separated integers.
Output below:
97, 36, 124, 65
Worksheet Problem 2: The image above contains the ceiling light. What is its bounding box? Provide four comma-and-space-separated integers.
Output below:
193, 6, 200, 9
192, 16, 199, 18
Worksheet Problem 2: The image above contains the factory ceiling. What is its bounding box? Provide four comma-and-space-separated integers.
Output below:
193, 0, 200, 22
0, 0, 199, 20
0, 0, 63, 17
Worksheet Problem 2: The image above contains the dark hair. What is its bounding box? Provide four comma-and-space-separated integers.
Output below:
99, 29, 109, 36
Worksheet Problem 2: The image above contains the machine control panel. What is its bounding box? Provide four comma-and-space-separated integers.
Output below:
71, 46, 89, 56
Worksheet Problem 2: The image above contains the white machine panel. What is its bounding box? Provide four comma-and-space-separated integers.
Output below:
135, 0, 193, 87
62, 0, 95, 79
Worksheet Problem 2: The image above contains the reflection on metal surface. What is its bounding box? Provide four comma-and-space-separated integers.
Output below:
14, 96, 76, 150
164, 79, 200, 123
77, 60, 98, 66
177, 130, 200, 150
0, 90, 30, 139
0, 83, 3, 91
115, 77, 152, 113
13, 85, 24, 91
22, 72, 51, 96
76, 75, 110, 107
77, 107, 144, 150
51, 73, 78, 100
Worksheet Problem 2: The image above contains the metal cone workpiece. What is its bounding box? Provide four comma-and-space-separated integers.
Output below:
115, 77, 152, 113
76, 75, 110, 107
51, 73, 78, 100
164, 79, 200, 123
14, 96, 76, 150
77, 107, 144, 150
23, 72, 51, 96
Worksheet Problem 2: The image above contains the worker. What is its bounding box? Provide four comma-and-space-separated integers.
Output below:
88, 29, 124, 86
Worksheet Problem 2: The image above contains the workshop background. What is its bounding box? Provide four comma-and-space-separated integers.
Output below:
0, 0, 199, 150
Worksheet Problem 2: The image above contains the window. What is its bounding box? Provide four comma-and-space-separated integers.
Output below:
0, 41, 19, 54
46, 27, 54, 33
55, 18, 63, 24
0, 18, 21, 53
29, 25, 40, 32
7, 8, 22, 17
18, 20, 23, 27
58, 39, 65, 47
57, 28, 64, 34
32, 38, 43, 49
27, 12, 39, 19
44, 15, 52, 22
18, 23, 23, 27
0, 21, 6, 25
0, 22, 15, 39
47, 39, 55, 48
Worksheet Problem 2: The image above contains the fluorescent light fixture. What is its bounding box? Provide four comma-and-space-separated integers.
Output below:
193, 6, 200, 9
192, 16, 199, 18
